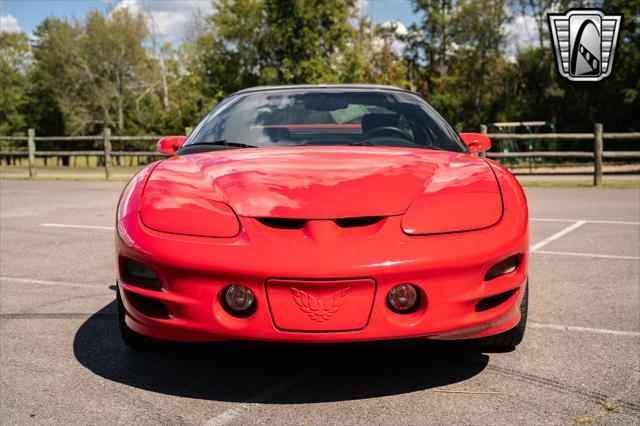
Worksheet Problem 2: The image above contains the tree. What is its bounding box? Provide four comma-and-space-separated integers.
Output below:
408, 0, 511, 128
27, 18, 77, 136
198, 0, 266, 98
411, 0, 456, 81
196, 0, 362, 98
28, 9, 155, 135
340, 18, 408, 87
262, 0, 356, 83
0, 32, 30, 135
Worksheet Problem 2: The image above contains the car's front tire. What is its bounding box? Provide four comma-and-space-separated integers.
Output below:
116, 286, 157, 350
471, 281, 528, 351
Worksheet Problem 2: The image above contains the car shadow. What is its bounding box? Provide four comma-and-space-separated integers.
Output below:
73, 301, 489, 403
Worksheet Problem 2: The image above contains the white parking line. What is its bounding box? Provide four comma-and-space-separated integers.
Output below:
534, 250, 640, 260
38, 219, 635, 260
530, 322, 640, 338
531, 218, 639, 225
41, 223, 114, 231
529, 220, 587, 252
205, 369, 315, 425
0, 276, 110, 289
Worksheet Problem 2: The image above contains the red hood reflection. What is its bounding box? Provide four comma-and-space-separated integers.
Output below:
141, 146, 501, 219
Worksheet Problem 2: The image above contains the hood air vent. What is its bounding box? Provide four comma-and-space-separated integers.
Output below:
257, 218, 307, 229
335, 216, 384, 228
257, 216, 385, 229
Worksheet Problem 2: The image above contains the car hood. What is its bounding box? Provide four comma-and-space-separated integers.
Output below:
142, 146, 502, 220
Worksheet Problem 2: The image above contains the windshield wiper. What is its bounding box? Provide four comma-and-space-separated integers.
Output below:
349, 141, 374, 146
194, 140, 258, 148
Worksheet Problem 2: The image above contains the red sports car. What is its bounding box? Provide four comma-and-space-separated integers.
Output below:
116, 84, 528, 350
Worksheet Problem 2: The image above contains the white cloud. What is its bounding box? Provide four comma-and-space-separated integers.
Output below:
502, 14, 540, 61
1, 14, 22, 33
381, 20, 407, 36
379, 20, 407, 54
356, 0, 369, 17
113, 0, 213, 44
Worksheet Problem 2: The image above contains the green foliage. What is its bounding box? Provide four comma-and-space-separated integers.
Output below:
0, 0, 638, 139
0, 32, 30, 135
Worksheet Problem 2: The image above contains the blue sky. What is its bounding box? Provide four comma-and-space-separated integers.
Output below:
1, 0, 418, 42
1, 0, 537, 57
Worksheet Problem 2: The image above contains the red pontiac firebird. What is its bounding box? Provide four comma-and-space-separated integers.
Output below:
116, 84, 528, 350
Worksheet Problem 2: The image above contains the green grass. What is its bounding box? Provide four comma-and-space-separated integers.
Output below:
2, 165, 639, 188
520, 180, 640, 189
0, 166, 140, 182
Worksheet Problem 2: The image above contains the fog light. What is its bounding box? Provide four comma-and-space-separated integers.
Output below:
387, 283, 419, 313
485, 255, 520, 280
125, 259, 158, 280
223, 285, 255, 315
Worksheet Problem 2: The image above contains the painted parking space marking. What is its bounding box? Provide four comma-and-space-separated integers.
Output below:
534, 250, 640, 260
39, 217, 639, 233
529, 220, 587, 252
530, 322, 640, 338
205, 369, 316, 426
41, 223, 115, 230
0, 276, 110, 290
38, 219, 636, 260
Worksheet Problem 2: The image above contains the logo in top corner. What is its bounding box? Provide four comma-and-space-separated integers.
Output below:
547, 9, 622, 82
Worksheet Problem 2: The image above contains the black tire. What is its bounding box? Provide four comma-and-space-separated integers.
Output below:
471, 281, 528, 351
116, 286, 157, 350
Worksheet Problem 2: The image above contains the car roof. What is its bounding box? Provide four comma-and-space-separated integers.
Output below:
232, 84, 415, 96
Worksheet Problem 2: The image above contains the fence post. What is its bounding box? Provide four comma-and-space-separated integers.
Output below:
103, 127, 112, 180
593, 123, 603, 186
27, 128, 36, 178
479, 124, 488, 158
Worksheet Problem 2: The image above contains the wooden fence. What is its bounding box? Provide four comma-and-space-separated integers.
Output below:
1, 123, 639, 186
0, 130, 166, 180
480, 123, 640, 186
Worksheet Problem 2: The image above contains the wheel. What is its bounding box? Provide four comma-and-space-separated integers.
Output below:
116, 286, 156, 350
471, 282, 528, 351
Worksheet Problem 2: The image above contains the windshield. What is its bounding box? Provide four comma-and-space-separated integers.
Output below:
182, 89, 466, 153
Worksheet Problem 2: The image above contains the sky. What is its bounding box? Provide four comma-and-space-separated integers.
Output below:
0, 0, 537, 56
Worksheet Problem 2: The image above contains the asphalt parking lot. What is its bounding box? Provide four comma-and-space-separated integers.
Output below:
1, 179, 639, 425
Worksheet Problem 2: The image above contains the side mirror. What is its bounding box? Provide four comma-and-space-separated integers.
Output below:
157, 136, 186, 155
460, 133, 491, 154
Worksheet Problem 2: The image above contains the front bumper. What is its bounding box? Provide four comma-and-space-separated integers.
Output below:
117, 209, 529, 343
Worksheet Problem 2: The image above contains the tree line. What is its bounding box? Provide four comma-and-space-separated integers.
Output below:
1, 0, 638, 142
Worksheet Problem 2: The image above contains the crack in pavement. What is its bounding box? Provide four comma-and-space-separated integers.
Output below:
487, 364, 640, 414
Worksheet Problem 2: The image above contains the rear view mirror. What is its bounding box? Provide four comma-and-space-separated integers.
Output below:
303, 95, 349, 111
157, 136, 186, 155
459, 133, 491, 154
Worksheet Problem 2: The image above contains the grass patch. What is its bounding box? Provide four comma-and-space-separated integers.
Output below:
0, 166, 144, 174
574, 401, 622, 424
521, 180, 640, 189
602, 401, 620, 413
0, 166, 140, 182
2, 166, 639, 188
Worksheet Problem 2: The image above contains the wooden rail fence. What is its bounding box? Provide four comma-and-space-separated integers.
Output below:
480, 123, 639, 186
1, 124, 639, 186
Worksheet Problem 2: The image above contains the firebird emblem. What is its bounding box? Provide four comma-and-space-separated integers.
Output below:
290, 287, 350, 322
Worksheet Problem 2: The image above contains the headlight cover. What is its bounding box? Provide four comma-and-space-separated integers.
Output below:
401, 192, 503, 235
140, 191, 240, 238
